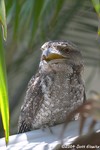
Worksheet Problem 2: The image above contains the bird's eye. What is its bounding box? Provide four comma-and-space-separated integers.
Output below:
66, 48, 70, 52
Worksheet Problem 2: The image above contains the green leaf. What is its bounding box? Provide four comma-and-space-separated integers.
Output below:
0, 28, 9, 144
92, 0, 100, 35
13, 0, 21, 39
50, 0, 65, 27
29, 0, 45, 46
0, 0, 7, 40
0, 0, 9, 144
92, 0, 100, 15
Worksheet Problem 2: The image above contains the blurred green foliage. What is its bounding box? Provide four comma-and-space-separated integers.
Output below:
0, 0, 9, 144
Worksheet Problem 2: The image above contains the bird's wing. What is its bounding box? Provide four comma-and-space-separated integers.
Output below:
18, 73, 43, 133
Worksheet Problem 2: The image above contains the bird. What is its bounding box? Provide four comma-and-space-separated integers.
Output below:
18, 40, 86, 133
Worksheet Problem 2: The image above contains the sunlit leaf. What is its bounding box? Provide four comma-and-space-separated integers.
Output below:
0, 0, 7, 40
92, 0, 100, 36
92, 0, 100, 15
0, 28, 9, 144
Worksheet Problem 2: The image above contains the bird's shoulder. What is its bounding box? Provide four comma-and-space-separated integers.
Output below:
21, 72, 43, 111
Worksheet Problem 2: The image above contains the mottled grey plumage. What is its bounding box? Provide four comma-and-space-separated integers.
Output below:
18, 40, 85, 133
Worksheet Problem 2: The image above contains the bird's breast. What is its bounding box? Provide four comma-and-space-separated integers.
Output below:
32, 65, 84, 129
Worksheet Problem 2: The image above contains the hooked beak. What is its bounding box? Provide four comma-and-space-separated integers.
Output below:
42, 48, 65, 61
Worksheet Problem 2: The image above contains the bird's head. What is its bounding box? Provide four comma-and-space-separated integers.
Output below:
41, 41, 83, 65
